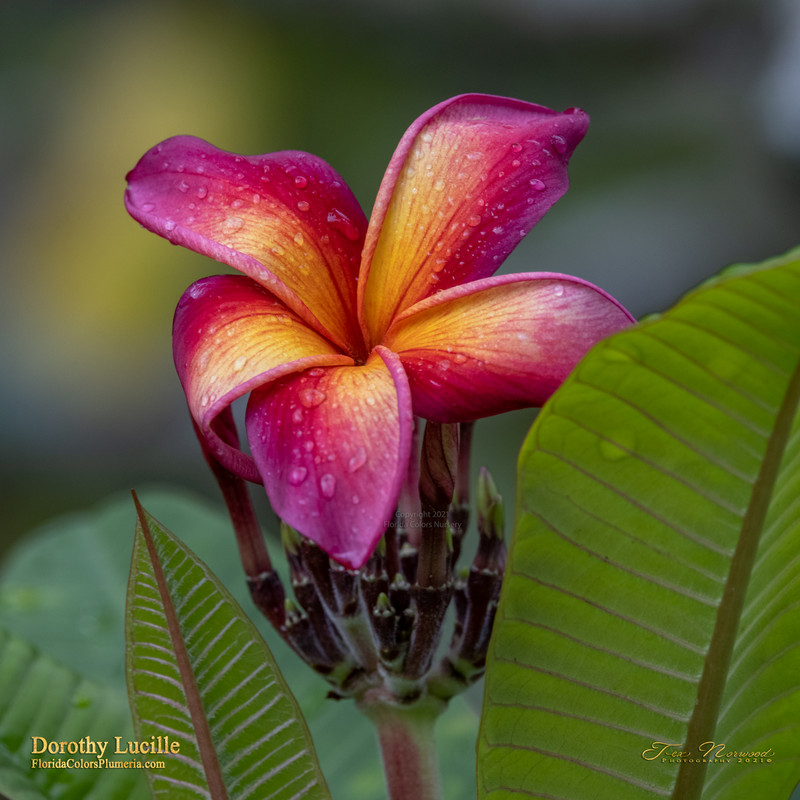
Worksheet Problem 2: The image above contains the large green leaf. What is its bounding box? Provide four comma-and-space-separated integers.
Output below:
0, 489, 480, 799
479, 248, 800, 799
126, 501, 331, 799
0, 626, 148, 800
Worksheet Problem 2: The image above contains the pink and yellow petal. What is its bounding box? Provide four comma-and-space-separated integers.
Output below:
359, 94, 589, 345
245, 347, 413, 569
126, 136, 367, 355
174, 275, 353, 479
383, 273, 635, 421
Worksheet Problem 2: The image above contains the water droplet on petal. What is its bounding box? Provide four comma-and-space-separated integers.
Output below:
292, 408, 304, 423
164, 220, 176, 232
453, 353, 468, 364
299, 388, 326, 408
551, 134, 567, 154
233, 355, 247, 371
223, 216, 244, 233
553, 284, 565, 297
294, 175, 308, 188
293, 231, 304, 246
297, 200, 310, 212
197, 186, 208, 199
320, 473, 336, 498
141, 202, 155, 212
327, 208, 360, 241
467, 214, 482, 227
177, 180, 190, 193
511, 142, 522, 152
308, 368, 325, 377
348, 447, 367, 473
530, 179, 546, 192
289, 466, 308, 486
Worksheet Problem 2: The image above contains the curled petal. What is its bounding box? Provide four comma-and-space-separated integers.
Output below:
173, 275, 353, 480
359, 94, 589, 345
383, 273, 635, 421
245, 347, 413, 569
126, 136, 367, 355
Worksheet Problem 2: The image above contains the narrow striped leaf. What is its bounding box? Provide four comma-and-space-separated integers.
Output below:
126, 500, 331, 800
479, 247, 800, 799
0, 626, 148, 800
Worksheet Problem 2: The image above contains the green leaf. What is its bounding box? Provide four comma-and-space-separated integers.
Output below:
479, 247, 800, 799
1, 489, 479, 799
126, 499, 331, 800
0, 625, 148, 800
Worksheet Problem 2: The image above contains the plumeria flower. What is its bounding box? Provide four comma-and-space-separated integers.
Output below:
125, 93, 634, 568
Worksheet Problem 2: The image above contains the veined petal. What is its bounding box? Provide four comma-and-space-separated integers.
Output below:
383, 273, 635, 421
126, 136, 367, 355
359, 94, 589, 345
245, 347, 413, 569
174, 274, 353, 480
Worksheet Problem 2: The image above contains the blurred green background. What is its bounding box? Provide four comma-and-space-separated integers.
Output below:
2, 0, 799, 551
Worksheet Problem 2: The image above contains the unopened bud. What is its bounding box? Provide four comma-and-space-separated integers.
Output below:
476, 466, 504, 540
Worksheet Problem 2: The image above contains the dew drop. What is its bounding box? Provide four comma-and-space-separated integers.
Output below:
293, 231, 304, 246
233, 355, 247, 371
551, 134, 567, 154
292, 408, 304, 423
320, 473, 336, 498
304, 439, 315, 452
164, 220, 176, 232
294, 175, 308, 188
197, 186, 208, 199
297, 200, 310, 212
308, 368, 325, 377
289, 466, 308, 486
271, 244, 285, 256
467, 214, 482, 227
453, 353, 468, 364
530, 179, 546, 192
511, 142, 522, 152
348, 447, 367, 473
223, 216, 244, 233
327, 208, 360, 241
299, 388, 326, 408
177, 180, 190, 193
553, 284, 565, 297
141, 202, 155, 212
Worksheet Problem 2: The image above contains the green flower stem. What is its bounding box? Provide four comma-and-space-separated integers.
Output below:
360, 695, 445, 800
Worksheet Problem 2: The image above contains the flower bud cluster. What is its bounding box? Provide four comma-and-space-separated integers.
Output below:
246, 421, 506, 706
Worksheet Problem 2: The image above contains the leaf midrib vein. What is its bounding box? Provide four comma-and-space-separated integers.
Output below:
671, 353, 800, 798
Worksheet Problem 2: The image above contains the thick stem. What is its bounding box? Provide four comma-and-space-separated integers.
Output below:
361, 698, 444, 800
